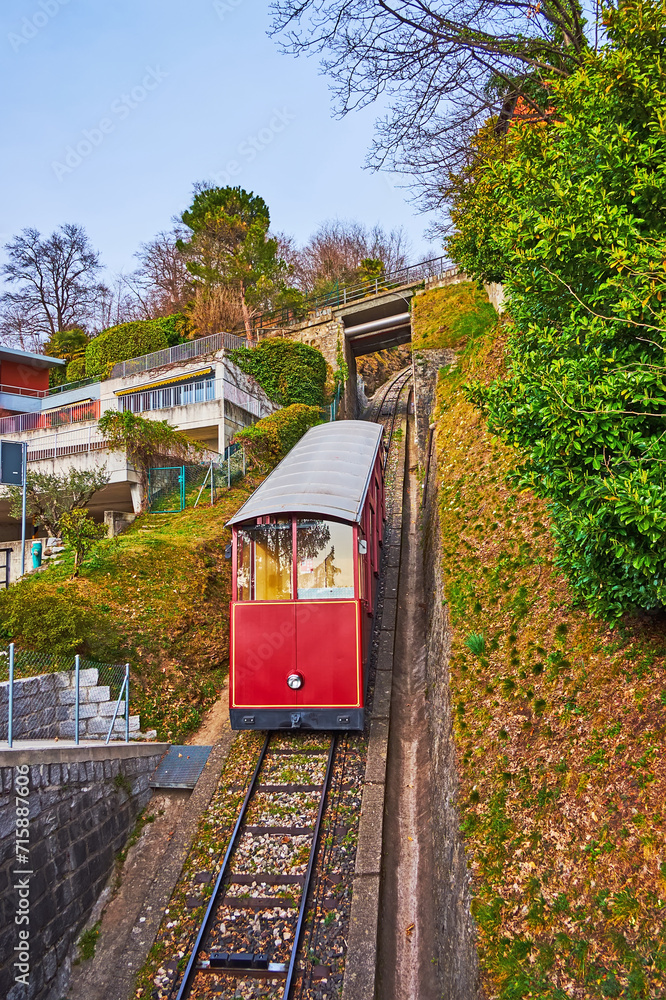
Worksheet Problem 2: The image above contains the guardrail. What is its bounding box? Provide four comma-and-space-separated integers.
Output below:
250, 256, 457, 331
26, 425, 108, 462
0, 400, 100, 436
110, 331, 249, 379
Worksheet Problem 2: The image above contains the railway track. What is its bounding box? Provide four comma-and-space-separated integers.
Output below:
372, 366, 413, 459
163, 373, 412, 1000
173, 735, 336, 999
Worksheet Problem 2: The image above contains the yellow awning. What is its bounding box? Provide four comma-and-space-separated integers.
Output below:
115, 367, 214, 397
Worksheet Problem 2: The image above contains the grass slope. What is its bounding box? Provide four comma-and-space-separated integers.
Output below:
0, 475, 264, 742
435, 324, 666, 998
412, 281, 496, 350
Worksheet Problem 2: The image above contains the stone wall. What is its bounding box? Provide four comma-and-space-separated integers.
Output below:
0, 668, 141, 742
0, 745, 166, 1000
418, 357, 482, 999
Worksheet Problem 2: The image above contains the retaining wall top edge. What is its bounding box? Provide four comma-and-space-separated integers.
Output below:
0, 742, 170, 766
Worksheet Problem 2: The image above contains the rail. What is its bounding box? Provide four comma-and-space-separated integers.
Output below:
174, 733, 337, 999
0, 400, 100, 436
250, 256, 458, 332
110, 331, 249, 379
26, 425, 108, 462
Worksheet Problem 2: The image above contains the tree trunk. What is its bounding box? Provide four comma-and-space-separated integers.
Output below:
240, 282, 254, 342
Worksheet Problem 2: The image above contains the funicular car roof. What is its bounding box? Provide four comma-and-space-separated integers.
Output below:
227, 420, 384, 526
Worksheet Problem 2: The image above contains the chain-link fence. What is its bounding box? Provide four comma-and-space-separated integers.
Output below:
148, 448, 246, 514
0, 645, 137, 746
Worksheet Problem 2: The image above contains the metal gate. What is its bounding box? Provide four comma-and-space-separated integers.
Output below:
0, 549, 10, 588
147, 466, 185, 513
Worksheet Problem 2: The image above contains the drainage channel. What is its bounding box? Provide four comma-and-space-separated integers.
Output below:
377, 403, 439, 1000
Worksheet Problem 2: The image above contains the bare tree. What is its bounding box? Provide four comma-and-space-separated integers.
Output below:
126, 227, 191, 318
0, 299, 43, 353
89, 276, 142, 332
270, 0, 596, 210
188, 284, 244, 336
1, 224, 103, 341
293, 219, 411, 291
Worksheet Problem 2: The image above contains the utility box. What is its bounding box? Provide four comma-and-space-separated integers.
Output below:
0, 441, 23, 486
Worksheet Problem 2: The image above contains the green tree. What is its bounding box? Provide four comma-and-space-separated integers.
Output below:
59, 509, 106, 577
451, 0, 666, 617
178, 185, 288, 337
98, 410, 203, 509
45, 326, 89, 385
6, 467, 110, 538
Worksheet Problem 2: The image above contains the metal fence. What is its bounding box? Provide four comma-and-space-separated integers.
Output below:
26, 425, 108, 463
110, 331, 249, 379
0, 645, 134, 747
148, 448, 246, 513
251, 256, 458, 331
0, 400, 100, 436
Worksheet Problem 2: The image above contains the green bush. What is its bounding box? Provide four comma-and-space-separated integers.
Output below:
151, 313, 190, 347
85, 321, 169, 377
66, 356, 87, 381
235, 404, 322, 469
229, 338, 328, 407
451, 1, 666, 617
0, 586, 100, 656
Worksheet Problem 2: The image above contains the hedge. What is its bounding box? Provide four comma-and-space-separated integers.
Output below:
85, 321, 169, 377
228, 338, 328, 407
235, 404, 322, 469
66, 356, 87, 381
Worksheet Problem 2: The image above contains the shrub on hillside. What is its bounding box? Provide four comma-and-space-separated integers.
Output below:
0, 586, 99, 656
66, 356, 87, 381
235, 404, 322, 469
85, 321, 169, 377
228, 338, 328, 407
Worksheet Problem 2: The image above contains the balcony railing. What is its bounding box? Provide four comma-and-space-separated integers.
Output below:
118, 377, 272, 419
0, 382, 49, 399
0, 400, 100, 437
26, 426, 108, 463
110, 331, 249, 379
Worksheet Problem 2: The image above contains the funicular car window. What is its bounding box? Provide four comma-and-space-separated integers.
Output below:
297, 519, 354, 599
237, 522, 293, 601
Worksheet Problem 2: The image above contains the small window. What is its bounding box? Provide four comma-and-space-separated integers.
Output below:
297, 519, 354, 599
236, 522, 293, 601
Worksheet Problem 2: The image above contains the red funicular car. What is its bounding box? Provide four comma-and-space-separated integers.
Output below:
227, 420, 385, 730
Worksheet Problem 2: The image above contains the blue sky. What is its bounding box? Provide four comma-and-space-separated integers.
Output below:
0, 0, 440, 280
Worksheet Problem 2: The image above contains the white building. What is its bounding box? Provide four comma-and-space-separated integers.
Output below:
0, 332, 275, 579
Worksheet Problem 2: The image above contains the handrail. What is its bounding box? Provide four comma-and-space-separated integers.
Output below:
0, 400, 100, 436
110, 330, 249, 379
250, 256, 458, 331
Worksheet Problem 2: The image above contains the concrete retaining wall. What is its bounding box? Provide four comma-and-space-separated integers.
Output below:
0, 743, 167, 1000
419, 353, 482, 998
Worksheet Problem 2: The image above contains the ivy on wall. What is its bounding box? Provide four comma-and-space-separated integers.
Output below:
228, 338, 328, 408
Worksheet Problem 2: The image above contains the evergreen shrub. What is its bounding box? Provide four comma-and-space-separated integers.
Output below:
85, 321, 169, 377
235, 404, 322, 468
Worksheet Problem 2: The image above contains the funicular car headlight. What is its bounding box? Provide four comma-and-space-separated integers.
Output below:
287, 673, 303, 690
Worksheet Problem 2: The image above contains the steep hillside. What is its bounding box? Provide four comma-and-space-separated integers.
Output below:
434, 323, 666, 998
0, 476, 264, 742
